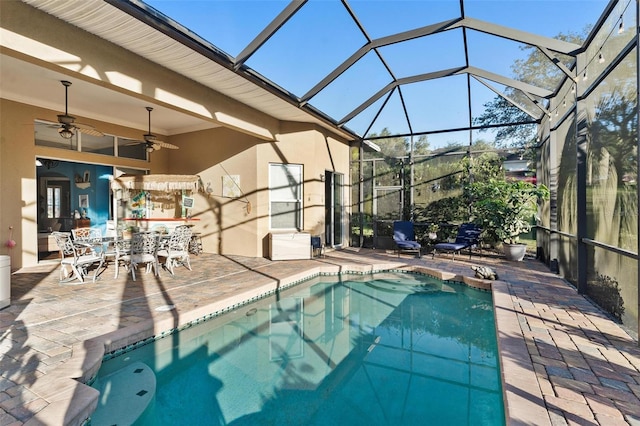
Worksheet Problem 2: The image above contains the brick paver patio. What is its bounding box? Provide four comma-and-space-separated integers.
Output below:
1, 249, 639, 425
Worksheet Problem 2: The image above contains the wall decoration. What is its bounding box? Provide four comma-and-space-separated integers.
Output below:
222, 175, 241, 198
182, 196, 195, 209
79, 194, 89, 209
75, 170, 91, 189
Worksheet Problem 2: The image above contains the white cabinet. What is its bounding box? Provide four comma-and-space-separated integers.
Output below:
0, 255, 10, 309
269, 232, 311, 260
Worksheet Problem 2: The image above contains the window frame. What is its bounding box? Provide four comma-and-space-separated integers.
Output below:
269, 163, 303, 231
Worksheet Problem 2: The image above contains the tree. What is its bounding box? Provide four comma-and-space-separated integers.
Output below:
590, 87, 638, 186
474, 28, 590, 148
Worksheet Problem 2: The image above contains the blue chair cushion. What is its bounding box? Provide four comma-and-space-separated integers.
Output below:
397, 241, 421, 249
432, 223, 482, 259
434, 242, 468, 251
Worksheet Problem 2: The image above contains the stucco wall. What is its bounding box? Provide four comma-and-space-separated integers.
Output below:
167, 124, 351, 258
168, 127, 260, 256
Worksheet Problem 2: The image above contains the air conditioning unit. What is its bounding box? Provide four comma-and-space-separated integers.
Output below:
269, 232, 311, 260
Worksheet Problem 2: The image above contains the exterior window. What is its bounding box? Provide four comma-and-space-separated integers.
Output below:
118, 137, 148, 160
81, 133, 115, 156
34, 120, 147, 160
269, 164, 303, 230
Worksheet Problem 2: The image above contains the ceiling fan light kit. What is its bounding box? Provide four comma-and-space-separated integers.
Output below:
58, 125, 74, 139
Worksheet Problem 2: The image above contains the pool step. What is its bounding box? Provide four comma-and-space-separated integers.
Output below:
90, 361, 156, 426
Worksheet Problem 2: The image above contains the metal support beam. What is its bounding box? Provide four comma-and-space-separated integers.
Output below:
472, 75, 547, 120
465, 66, 553, 98
339, 65, 551, 126
234, 1, 307, 68
301, 17, 463, 103
575, 107, 588, 294
452, 17, 582, 55
538, 46, 577, 82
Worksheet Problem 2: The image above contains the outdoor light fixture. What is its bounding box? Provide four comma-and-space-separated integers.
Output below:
583, 71, 588, 81
598, 52, 605, 64
618, 16, 624, 34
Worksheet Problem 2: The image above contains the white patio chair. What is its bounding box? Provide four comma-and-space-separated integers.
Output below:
157, 225, 192, 275
72, 227, 103, 255
112, 238, 131, 279
52, 231, 104, 283
120, 232, 159, 281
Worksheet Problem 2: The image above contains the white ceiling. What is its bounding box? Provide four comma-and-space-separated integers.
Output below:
0, 53, 215, 136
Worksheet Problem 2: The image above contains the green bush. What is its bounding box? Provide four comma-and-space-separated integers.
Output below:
469, 179, 549, 245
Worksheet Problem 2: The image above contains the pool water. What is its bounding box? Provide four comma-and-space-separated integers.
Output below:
91, 272, 504, 425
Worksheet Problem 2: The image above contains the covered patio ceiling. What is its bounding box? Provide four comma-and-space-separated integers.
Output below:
6, 0, 611, 147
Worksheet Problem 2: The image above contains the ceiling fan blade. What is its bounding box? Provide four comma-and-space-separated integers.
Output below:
74, 122, 104, 137
120, 138, 145, 147
153, 140, 179, 150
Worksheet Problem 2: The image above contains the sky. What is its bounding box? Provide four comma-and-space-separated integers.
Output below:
143, 0, 612, 148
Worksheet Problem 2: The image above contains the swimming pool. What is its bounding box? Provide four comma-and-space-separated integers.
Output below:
91, 271, 504, 425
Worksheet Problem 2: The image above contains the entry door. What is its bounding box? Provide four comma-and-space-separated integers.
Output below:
324, 171, 343, 247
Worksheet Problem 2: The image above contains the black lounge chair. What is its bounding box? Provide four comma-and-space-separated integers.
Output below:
432, 223, 481, 260
393, 221, 421, 258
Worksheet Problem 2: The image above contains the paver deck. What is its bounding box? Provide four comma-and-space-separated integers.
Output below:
1, 249, 639, 425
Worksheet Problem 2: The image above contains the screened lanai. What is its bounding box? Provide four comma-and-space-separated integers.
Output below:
7, 0, 639, 337
116, 0, 638, 337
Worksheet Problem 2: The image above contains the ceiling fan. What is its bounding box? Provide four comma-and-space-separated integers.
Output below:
139, 106, 179, 152
56, 80, 103, 139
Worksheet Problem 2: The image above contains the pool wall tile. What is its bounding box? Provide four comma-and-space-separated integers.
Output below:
98, 263, 497, 361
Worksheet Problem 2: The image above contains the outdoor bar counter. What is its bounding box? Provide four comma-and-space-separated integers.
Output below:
111, 174, 201, 233
122, 217, 200, 232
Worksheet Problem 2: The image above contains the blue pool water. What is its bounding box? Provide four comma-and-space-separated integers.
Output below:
91, 272, 504, 425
